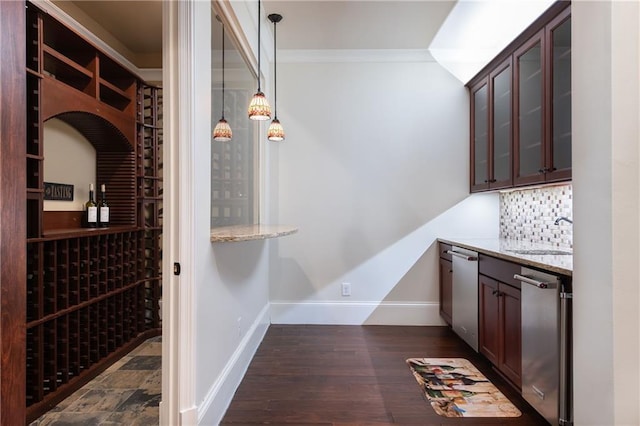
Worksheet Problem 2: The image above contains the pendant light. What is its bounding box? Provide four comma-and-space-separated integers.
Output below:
247, 0, 271, 120
213, 16, 232, 141
267, 13, 285, 141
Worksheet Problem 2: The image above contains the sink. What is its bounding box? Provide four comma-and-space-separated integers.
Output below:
507, 249, 572, 256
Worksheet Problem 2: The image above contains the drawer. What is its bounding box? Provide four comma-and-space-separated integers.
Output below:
478, 254, 521, 288
439, 242, 452, 261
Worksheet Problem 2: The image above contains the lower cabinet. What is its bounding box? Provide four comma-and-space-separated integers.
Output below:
478, 257, 522, 390
438, 243, 453, 325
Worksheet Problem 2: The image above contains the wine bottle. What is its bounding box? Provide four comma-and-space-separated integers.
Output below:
85, 184, 98, 228
99, 184, 109, 228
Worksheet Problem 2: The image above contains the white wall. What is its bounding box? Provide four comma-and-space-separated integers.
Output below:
163, 1, 274, 424
43, 118, 96, 211
269, 55, 499, 325
573, 1, 640, 424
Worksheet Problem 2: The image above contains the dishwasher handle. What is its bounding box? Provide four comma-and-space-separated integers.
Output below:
514, 273, 558, 289
446, 250, 477, 261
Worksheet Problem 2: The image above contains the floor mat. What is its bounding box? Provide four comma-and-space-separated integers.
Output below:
407, 357, 522, 418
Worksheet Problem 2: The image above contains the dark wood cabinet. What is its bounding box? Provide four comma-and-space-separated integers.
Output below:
478, 255, 522, 389
469, 1, 571, 192
470, 59, 513, 192
514, 31, 544, 185
479, 275, 500, 365
514, 6, 572, 186
470, 79, 489, 191
24, 3, 163, 422
545, 7, 572, 182
438, 243, 453, 325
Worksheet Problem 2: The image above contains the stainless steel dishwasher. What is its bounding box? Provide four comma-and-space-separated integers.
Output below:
515, 267, 572, 426
447, 246, 479, 352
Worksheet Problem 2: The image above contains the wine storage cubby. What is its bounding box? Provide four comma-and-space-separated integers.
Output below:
24, 2, 163, 422
25, 230, 160, 418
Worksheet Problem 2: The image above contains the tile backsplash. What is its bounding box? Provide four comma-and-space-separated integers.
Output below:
500, 184, 573, 249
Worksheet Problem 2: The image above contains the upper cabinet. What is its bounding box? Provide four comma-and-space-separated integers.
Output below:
470, 58, 513, 191
469, 2, 571, 193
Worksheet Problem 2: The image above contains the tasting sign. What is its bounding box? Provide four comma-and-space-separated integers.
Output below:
44, 182, 74, 201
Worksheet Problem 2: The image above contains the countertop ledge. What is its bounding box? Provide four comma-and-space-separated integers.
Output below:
438, 237, 572, 276
211, 224, 298, 243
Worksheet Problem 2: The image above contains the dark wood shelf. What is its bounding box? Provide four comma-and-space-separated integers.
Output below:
24, 4, 163, 423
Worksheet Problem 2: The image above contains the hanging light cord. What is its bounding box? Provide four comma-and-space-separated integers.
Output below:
257, 0, 262, 92
221, 22, 226, 119
272, 18, 277, 118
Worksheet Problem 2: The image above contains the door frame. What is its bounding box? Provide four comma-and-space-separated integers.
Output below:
161, 0, 210, 423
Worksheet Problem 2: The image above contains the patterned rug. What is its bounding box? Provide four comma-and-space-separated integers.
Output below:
406, 358, 521, 418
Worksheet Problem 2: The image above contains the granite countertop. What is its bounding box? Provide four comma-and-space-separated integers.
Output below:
438, 237, 572, 276
210, 224, 298, 243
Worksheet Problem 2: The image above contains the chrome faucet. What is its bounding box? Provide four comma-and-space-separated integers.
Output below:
554, 216, 573, 225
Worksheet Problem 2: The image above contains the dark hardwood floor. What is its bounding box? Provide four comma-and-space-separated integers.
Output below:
222, 325, 548, 425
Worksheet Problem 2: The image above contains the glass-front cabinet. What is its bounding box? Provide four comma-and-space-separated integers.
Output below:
514, 32, 544, 185
490, 60, 513, 188
470, 80, 489, 191
470, 59, 512, 192
546, 7, 572, 182
515, 7, 571, 186
468, 2, 571, 193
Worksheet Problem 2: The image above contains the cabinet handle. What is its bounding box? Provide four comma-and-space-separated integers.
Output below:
446, 250, 477, 261
514, 273, 558, 289
491, 289, 498, 296
489, 179, 497, 183
538, 168, 547, 173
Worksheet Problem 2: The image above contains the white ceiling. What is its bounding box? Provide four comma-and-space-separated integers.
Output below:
262, 1, 456, 50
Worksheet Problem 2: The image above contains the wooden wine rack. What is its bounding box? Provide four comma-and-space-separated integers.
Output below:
24, 3, 162, 422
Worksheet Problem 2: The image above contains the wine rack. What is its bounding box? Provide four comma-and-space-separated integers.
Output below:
137, 83, 163, 332
24, 2, 162, 422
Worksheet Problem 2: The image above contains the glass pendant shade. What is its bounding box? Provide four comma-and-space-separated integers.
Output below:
267, 13, 284, 141
214, 16, 232, 142
267, 118, 285, 141
248, 91, 271, 120
213, 118, 232, 142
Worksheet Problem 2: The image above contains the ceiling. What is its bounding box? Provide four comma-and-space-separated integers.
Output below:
59, 0, 456, 67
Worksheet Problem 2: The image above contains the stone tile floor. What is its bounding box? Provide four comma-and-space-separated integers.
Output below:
30, 336, 161, 426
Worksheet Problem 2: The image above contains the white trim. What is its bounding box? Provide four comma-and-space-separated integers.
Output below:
197, 304, 271, 426
279, 49, 435, 64
270, 301, 444, 326
175, 0, 207, 424
160, 0, 179, 424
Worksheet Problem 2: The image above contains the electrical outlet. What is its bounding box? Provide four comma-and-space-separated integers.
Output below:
341, 282, 351, 297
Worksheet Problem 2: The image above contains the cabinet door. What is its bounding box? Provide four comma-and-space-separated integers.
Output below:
514, 30, 545, 186
490, 59, 513, 189
470, 79, 489, 191
439, 258, 453, 325
478, 275, 499, 366
545, 8, 572, 182
499, 283, 522, 388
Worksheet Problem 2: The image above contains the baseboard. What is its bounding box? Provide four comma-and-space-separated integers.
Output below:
270, 301, 445, 325
197, 303, 270, 425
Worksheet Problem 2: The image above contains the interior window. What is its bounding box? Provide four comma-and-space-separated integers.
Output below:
211, 13, 259, 228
